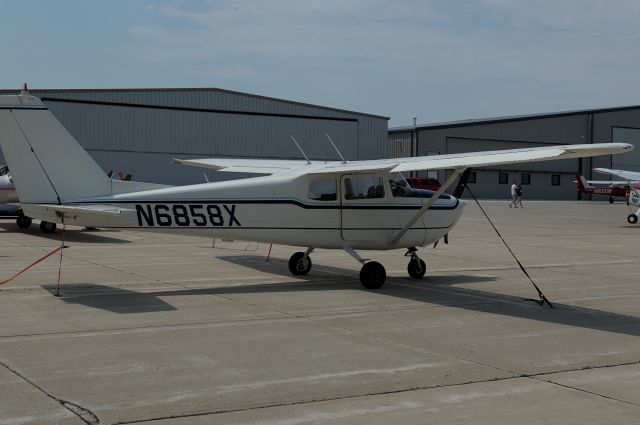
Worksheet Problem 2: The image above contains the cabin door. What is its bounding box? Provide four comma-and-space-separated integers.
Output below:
340, 174, 392, 242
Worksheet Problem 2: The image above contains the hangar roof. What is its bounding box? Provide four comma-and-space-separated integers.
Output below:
0, 87, 389, 120
390, 104, 640, 132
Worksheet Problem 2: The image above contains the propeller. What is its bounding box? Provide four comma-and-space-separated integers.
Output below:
434, 170, 470, 248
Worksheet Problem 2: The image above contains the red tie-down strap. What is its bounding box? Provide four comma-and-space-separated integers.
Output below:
0, 245, 65, 286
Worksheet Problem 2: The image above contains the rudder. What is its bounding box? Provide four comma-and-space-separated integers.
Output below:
0, 94, 111, 204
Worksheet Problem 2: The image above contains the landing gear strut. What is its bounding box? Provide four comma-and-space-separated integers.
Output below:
405, 247, 426, 279
288, 248, 313, 275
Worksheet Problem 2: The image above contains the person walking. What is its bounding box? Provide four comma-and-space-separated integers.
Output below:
516, 182, 524, 208
509, 181, 518, 208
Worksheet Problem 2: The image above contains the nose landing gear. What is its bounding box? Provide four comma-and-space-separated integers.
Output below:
405, 247, 426, 279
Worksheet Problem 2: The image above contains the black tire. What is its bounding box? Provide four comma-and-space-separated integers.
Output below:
16, 215, 32, 229
40, 221, 57, 234
628, 214, 638, 224
288, 252, 312, 275
408, 258, 427, 279
609, 197, 614, 204
360, 261, 386, 289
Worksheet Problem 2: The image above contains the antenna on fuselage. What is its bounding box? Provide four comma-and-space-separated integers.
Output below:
290, 135, 311, 164
324, 133, 347, 164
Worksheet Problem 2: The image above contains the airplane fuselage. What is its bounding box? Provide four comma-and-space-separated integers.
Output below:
22, 173, 464, 250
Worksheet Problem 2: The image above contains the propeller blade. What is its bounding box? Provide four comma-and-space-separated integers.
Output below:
453, 168, 473, 198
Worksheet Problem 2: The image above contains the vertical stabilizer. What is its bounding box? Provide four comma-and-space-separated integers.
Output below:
0, 94, 111, 203
576, 174, 593, 192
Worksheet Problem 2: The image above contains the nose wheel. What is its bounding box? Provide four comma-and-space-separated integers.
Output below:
288, 249, 313, 275
628, 213, 638, 224
405, 248, 426, 279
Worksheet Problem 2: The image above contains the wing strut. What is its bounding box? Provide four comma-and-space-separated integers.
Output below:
387, 168, 466, 246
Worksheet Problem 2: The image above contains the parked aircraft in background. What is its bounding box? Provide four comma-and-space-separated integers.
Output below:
0, 164, 64, 232
594, 168, 640, 224
575, 173, 635, 203
0, 92, 634, 288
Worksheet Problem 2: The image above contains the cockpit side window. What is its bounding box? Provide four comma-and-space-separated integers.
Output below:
344, 176, 385, 200
308, 178, 337, 201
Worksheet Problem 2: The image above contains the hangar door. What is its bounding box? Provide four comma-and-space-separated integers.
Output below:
612, 127, 640, 172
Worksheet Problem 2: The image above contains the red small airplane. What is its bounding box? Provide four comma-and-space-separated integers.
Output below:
576, 174, 639, 203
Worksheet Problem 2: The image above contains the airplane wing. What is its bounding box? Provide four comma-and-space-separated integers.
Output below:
173, 158, 309, 174
593, 168, 640, 182
174, 143, 633, 176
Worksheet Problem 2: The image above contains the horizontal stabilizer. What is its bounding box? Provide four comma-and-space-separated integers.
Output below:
34, 204, 131, 217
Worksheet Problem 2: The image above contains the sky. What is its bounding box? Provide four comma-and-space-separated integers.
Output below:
2, 0, 640, 127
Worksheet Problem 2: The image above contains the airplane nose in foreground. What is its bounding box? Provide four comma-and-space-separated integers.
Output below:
451, 196, 465, 224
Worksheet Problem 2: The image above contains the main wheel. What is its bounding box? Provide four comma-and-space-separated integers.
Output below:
408, 258, 426, 279
16, 215, 32, 229
609, 197, 614, 204
628, 214, 638, 224
360, 261, 386, 289
40, 221, 57, 233
288, 252, 312, 275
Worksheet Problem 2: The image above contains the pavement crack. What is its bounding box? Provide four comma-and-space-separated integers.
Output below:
114, 359, 640, 424
0, 360, 103, 424
529, 375, 640, 408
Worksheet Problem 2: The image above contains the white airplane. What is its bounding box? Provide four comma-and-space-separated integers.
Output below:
594, 168, 640, 224
0, 92, 634, 288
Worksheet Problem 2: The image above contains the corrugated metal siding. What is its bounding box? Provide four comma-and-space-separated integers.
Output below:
0, 88, 388, 185
389, 109, 640, 199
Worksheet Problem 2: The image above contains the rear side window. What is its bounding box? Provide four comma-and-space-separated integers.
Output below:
344, 176, 385, 200
308, 178, 337, 201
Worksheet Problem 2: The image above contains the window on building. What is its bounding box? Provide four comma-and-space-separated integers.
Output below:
467, 171, 476, 184
499, 173, 509, 184
344, 176, 385, 200
551, 174, 561, 186
521, 173, 531, 185
307, 178, 337, 201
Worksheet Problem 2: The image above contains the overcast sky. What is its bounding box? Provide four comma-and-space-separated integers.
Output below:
2, 0, 640, 126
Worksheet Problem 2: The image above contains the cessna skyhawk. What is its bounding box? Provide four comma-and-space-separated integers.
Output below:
594, 168, 640, 224
0, 93, 633, 288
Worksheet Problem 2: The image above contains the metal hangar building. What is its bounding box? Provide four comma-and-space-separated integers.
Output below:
389, 107, 640, 200
0, 88, 389, 185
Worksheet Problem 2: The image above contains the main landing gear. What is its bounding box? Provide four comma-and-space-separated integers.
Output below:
287, 247, 428, 289
288, 248, 313, 276
15, 214, 57, 233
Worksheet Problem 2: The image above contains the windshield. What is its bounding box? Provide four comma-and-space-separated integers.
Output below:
388, 172, 411, 197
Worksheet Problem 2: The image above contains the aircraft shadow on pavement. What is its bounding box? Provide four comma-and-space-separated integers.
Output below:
0, 223, 131, 244
41, 284, 178, 313
42, 256, 640, 338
